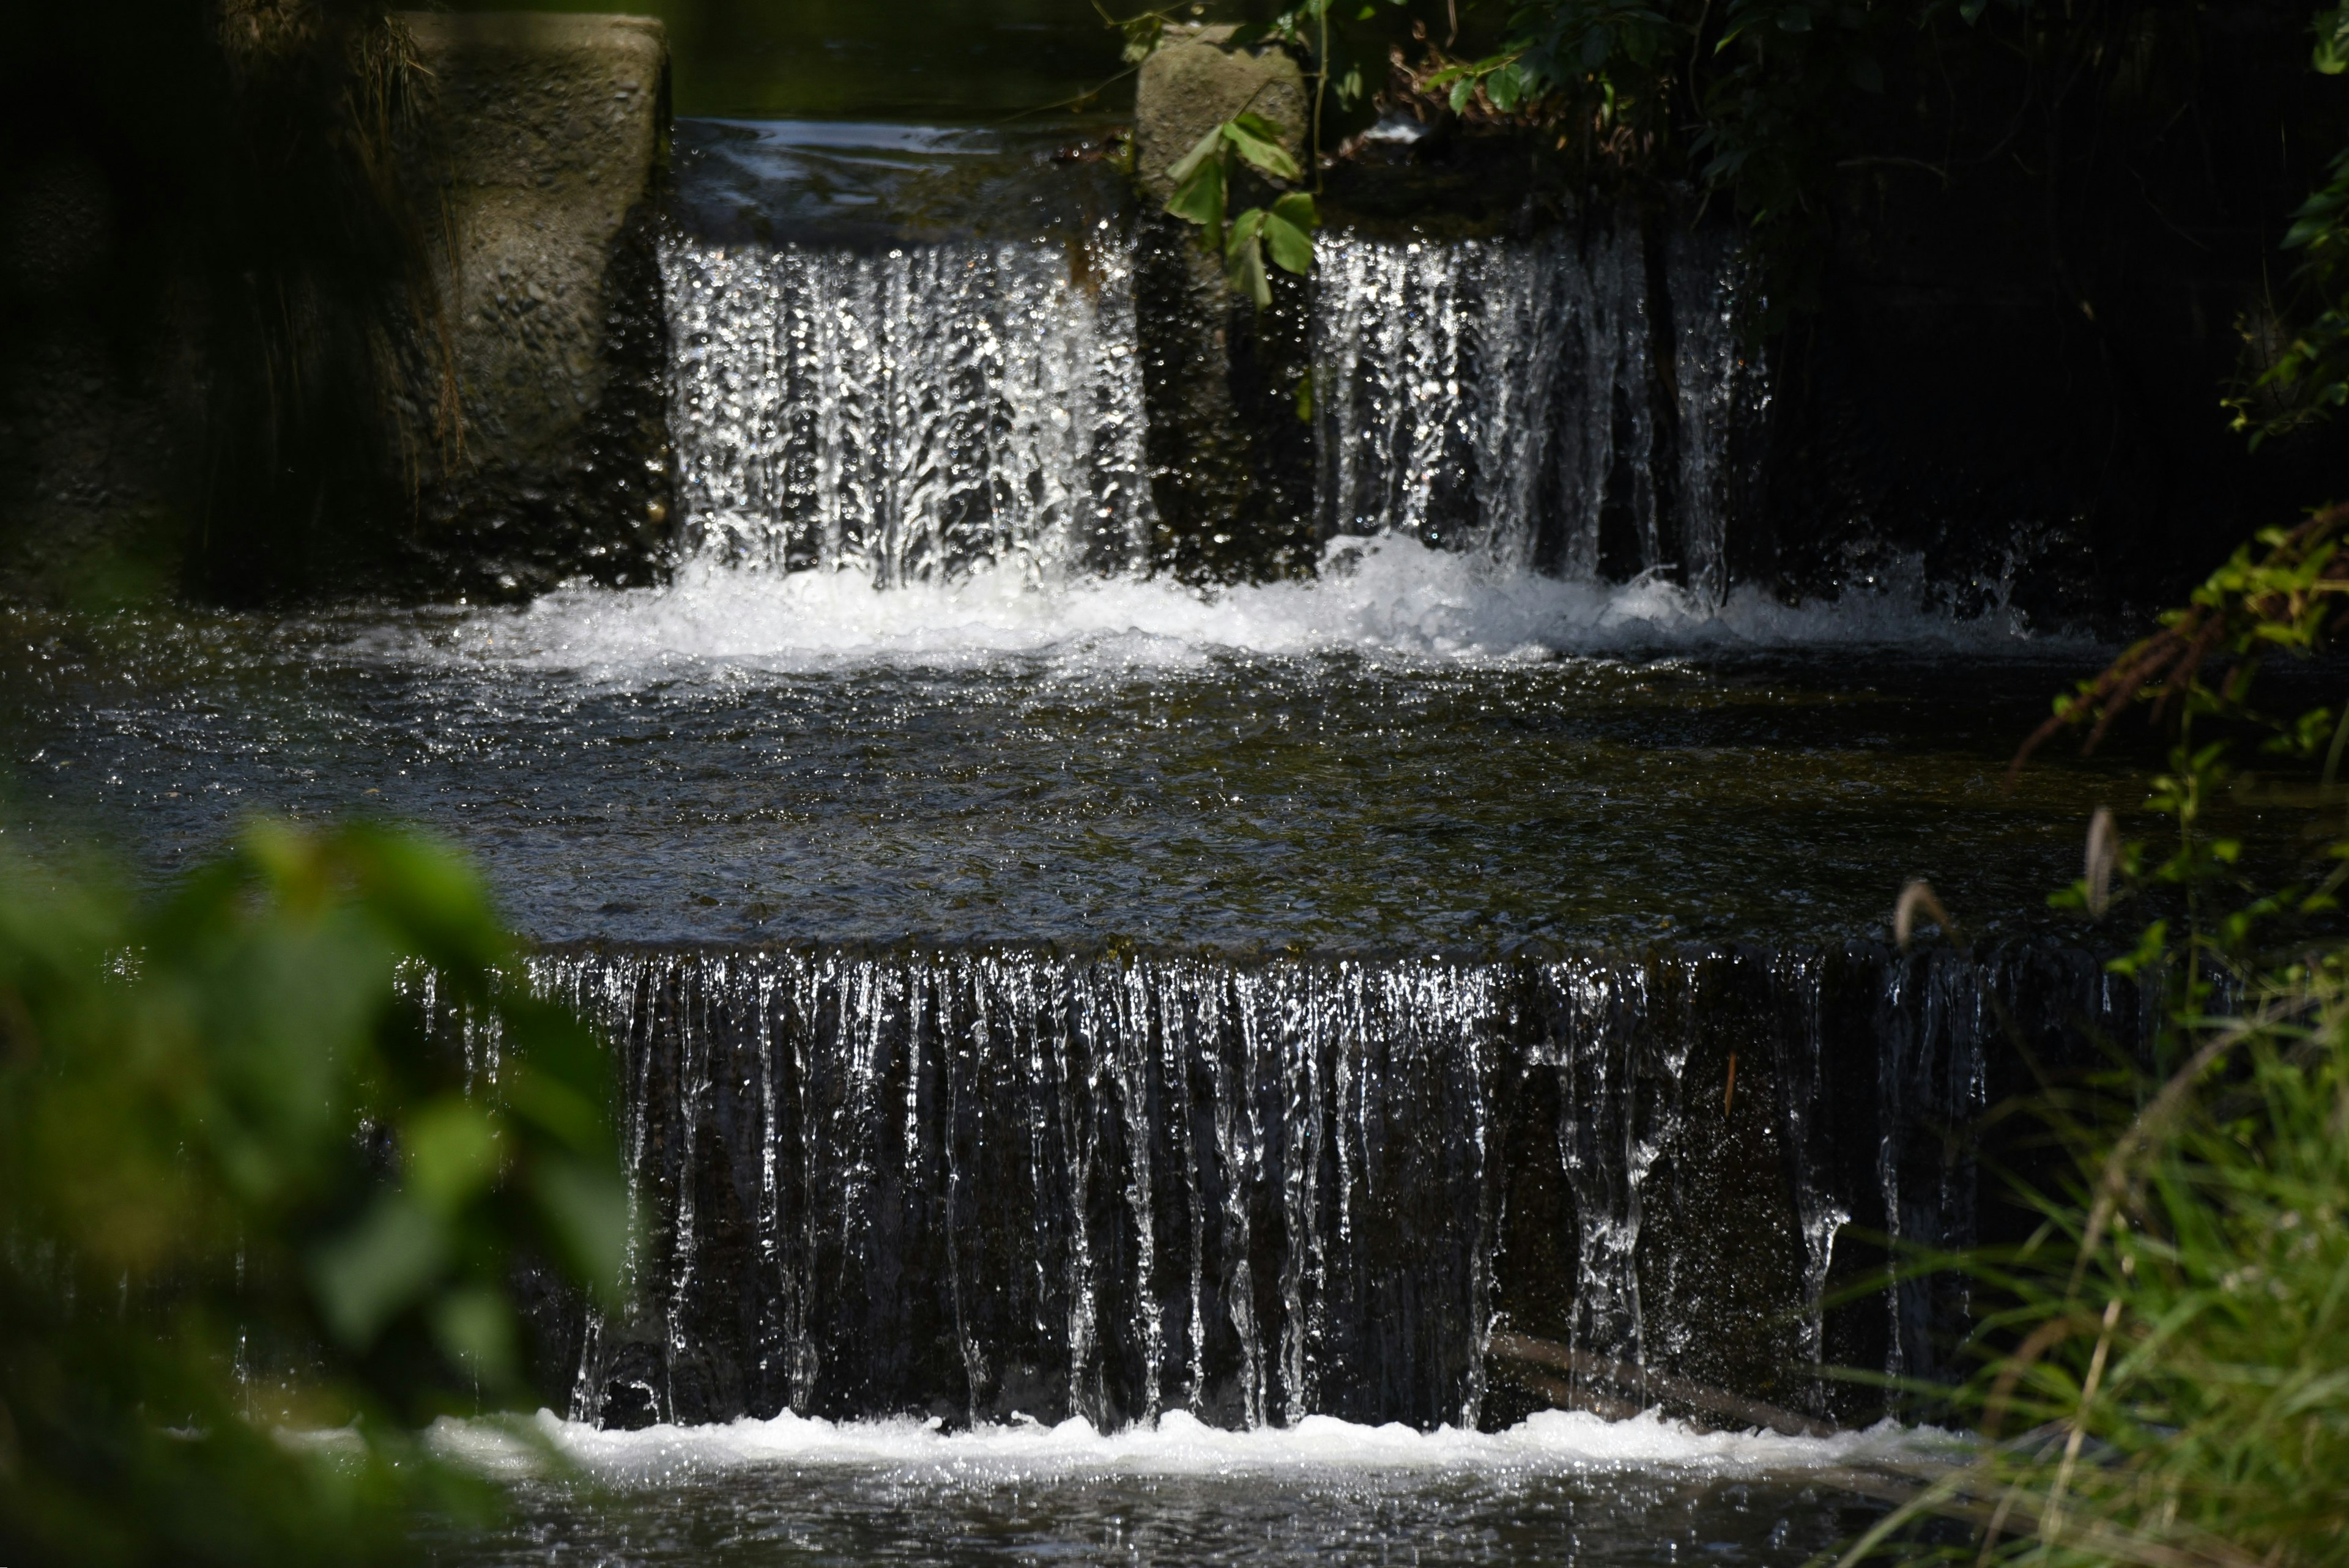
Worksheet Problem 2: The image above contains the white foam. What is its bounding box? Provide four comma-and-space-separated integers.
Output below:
393, 535, 2076, 683
429, 1406, 1948, 1488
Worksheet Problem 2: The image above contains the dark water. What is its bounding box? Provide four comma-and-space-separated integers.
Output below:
420, 1413, 1926, 1568
0, 597, 2154, 950
443, 0, 1132, 119
444, 1465, 1891, 1567
670, 117, 1130, 247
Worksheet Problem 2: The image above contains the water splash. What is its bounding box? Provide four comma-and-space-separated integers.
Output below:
431, 1403, 1944, 1485
401, 533, 2072, 681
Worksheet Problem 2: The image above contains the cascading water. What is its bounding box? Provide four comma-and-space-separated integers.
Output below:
443, 943, 2140, 1434
1312, 227, 1764, 596
662, 192, 1763, 600
663, 227, 1153, 584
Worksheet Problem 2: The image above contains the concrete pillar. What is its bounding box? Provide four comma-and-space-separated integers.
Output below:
399, 12, 674, 596
1131, 26, 1317, 582
1134, 24, 1307, 199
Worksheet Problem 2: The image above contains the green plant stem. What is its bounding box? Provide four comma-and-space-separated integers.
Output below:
1314, 1, 1329, 194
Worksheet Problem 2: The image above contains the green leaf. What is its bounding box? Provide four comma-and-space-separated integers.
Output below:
1167, 150, 1227, 240
534, 1156, 631, 1307
1488, 63, 1524, 113
1118, 12, 1165, 65
2319, 6, 2349, 73
1776, 4, 1813, 32
311, 1194, 448, 1348
1449, 76, 1476, 113
1295, 370, 1315, 423
431, 1284, 519, 1387
502, 1060, 608, 1154
1167, 125, 1225, 189
1222, 116, 1301, 182
1263, 206, 1315, 275
402, 1098, 503, 1216
1849, 54, 1882, 94
1224, 217, 1271, 309
1271, 190, 1319, 231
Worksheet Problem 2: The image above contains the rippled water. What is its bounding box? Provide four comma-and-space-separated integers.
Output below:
0, 539, 2139, 950
426, 1411, 1933, 1567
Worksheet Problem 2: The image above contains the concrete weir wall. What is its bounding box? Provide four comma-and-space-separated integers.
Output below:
401, 12, 675, 596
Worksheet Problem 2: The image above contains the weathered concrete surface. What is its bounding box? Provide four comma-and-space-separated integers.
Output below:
1131, 27, 1314, 581
1134, 24, 1306, 199
400, 11, 674, 595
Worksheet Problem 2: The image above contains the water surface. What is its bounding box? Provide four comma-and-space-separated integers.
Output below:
0, 545, 2143, 951
430, 1410, 1928, 1567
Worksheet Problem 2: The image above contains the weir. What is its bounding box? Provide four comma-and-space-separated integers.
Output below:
434, 944, 2142, 1433
385, 126, 2118, 1441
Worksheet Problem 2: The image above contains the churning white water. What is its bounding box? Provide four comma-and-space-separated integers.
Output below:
431, 1406, 1945, 1486
414, 533, 2060, 679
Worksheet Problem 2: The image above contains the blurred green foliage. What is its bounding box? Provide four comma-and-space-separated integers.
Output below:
0, 821, 627, 1567
2231, 5, 2349, 448
1871, 512, 2349, 1567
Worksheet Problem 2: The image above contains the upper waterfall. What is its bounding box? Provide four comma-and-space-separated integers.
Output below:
658, 119, 1768, 601
1312, 226, 1761, 596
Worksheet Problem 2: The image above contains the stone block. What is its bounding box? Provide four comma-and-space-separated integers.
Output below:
1134, 24, 1307, 199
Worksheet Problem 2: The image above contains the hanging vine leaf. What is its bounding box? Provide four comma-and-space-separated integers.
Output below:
1223, 111, 1302, 181
1264, 191, 1319, 274
1224, 207, 1272, 306
1166, 123, 1225, 187
1166, 127, 1230, 243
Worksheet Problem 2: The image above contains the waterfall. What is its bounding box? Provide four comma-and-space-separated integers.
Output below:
1311, 227, 1764, 596
661, 209, 1762, 596
662, 227, 1154, 584
446, 942, 2136, 1432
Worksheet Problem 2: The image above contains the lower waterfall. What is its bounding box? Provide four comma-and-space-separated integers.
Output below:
434, 944, 2143, 1432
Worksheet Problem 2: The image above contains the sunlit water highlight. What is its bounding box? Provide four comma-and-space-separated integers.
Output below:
435, 1407, 1943, 1484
